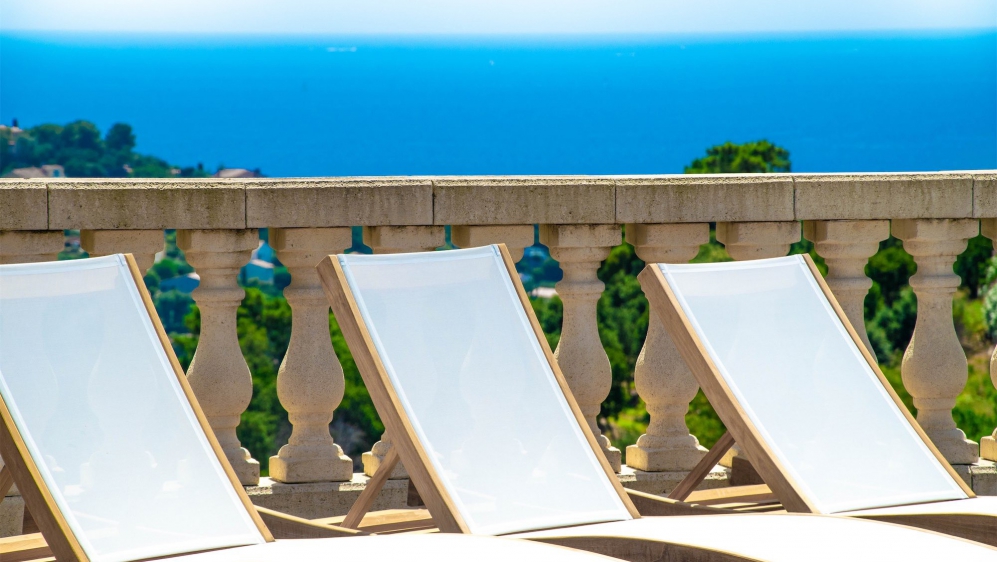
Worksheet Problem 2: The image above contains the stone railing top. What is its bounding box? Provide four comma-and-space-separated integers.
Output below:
1, 171, 994, 230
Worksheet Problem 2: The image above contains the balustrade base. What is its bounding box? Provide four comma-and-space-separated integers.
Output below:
243, 466, 733, 521
268, 452, 354, 484
604, 446, 623, 474
245, 475, 409, 520
227, 453, 261, 487
8, 461, 991, 537
0, 493, 24, 538
362, 450, 410, 479
981, 436, 997, 462
952, 460, 997, 496
618, 464, 731, 496
625, 445, 707, 473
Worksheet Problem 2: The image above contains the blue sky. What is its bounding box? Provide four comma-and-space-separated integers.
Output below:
2, 0, 994, 35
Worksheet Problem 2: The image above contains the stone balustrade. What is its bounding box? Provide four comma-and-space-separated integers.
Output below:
2, 171, 997, 529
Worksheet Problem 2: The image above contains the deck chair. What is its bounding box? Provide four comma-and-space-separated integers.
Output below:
0, 255, 623, 562
316, 244, 997, 561
637, 254, 997, 546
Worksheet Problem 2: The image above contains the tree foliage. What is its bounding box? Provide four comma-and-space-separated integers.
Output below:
684, 140, 791, 174
1, 120, 211, 178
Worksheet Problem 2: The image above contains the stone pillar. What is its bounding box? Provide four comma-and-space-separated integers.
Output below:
803, 221, 889, 351
982, 219, 997, 462
269, 228, 354, 483
894, 219, 979, 465
361, 225, 446, 478
0, 231, 63, 264
451, 225, 535, 262
540, 224, 622, 472
716, 222, 800, 262
363, 226, 445, 256
716, 221, 801, 466
177, 229, 261, 485
80, 230, 164, 273
625, 223, 710, 472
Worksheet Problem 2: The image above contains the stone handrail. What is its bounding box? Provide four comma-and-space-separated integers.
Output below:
2, 171, 996, 492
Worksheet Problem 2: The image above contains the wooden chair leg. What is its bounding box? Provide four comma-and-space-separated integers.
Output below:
0, 466, 13, 506
668, 432, 734, 501
341, 447, 400, 529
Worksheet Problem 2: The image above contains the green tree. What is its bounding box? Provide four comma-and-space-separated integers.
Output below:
105, 123, 136, 152
685, 140, 791, 174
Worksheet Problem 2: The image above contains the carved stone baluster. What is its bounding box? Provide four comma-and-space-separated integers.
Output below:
361, 226, 446, 479
625, 223, 710, 472
450, 225, 535, 262
716, 221, 801, 467
80, 230, 164, 273
894, 219, 980, 464
177, 229, 261, 485
981, 218, 997, 462
269, 228, 354, 482
803, 221, 889, 351
540, 224, 622, 472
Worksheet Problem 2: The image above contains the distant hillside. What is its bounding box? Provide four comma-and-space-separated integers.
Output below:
0, 120, 213, 178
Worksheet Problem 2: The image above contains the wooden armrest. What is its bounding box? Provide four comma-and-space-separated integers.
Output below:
625, 489, 733, 516
255, 506, 365, 539
684, 484, 774, 505
318, 508, 436, 534
0, 533, 52, 562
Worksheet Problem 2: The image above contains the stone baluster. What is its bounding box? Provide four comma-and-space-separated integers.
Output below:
540, 224, 622, 472
803, 221, 889, 351
981, 219, 997, 462
451, 225, 535, 262
361, 226, 446, 479
269, 228, 354, 483
177, 230, 261, 485
716, 221, 801, 466
894, 219, 980, 465
625, 223, 710, 472
0, 231, 63, 264
80, 230, 164, 273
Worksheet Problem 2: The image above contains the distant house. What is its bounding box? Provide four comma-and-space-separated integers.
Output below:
0, 120, 24, 147
241, 241, 275, 284
42, 165, 65, 177
213, 168, 264, 178
3, 164, 66, 178
160, 273, 201, 294
531, 286, 558, 299
242, 259, 275, 284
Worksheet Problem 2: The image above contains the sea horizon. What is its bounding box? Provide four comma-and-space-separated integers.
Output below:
2, 29, 994, 176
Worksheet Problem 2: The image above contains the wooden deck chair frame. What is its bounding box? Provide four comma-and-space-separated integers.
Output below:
316, 245, 997, 561
636, 254, 976, 514
0, 254, 357, 562
317, 244, 654, 534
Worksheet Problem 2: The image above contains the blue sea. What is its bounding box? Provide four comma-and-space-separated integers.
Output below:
1, 31, 994, 176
